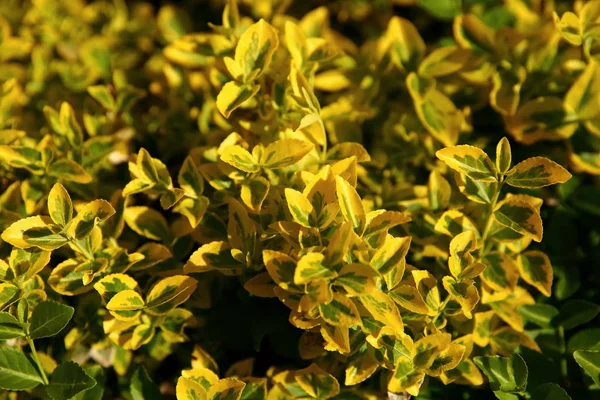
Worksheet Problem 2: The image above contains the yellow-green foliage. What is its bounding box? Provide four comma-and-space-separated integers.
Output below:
0, 0, 598, 399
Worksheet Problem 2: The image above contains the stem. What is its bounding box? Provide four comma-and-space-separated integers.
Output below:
558, 326, 568, 378
28, 338, 49, 385
478, 179, 504, 258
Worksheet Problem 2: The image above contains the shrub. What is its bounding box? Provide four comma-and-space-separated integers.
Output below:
0, 0, 599, 399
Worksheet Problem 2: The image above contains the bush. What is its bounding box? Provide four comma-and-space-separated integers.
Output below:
0, 0, 599, 399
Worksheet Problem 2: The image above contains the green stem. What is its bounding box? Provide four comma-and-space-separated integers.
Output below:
558, 326, 568, 378
28, 338, 49, 385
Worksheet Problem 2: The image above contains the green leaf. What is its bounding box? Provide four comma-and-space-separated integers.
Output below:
0, 347, 43, 391
518, 304, 559, 328
474, 353, 528, 394
131, 366, 162, 400
124, 206, 172, 243
0, 312, 25, 339
29, 300, 74, 339
555, 299, 600, 330
418, 0, 461, 20
529, 383, 571, 400
573, 350, 600, 386
46, 361, 96, 400
72, 365, 105, 400
568, 328, 600, 352
496, 137, 512, 174
48, 159, 92, 184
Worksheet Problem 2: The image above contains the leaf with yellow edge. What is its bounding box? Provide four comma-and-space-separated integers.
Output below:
9, 248, 51, 282
227, 199, 256, 255
129, 323, 155, 350
436, 145, 497, 182
428, 170, 451, 211
234, 19, 279, 80
453, 14, 496, 52
389, 285, 433, 315
493, 198, 543, 242
216, 81, 260, 119
145, 275, 198, 315
385, 16, 425, 71
434, 210, 480, 238
407, 73, 462, 147
370, 235, 411, 275
335, 176, 366, 234
176, 375, 208, 400
363, 210, 411, 238
94, 273, 139, 303
506, 157, 571, 188
481, 252, 519, 293
243, 272, 276, 298
240, 177, 269, 212
413, 333, 452, 369
285, 21, 308, 68
185, 241, 243, 273
488, 288, 535, 332
260, 139, 314, 169
334, 263, 376, 296
106, 290, 144, 321
344, 344, 380, 386
295, 252, 336, 285
284, 188, 314, 228
293, 364, 340, 399
320, 323, 350, 354
448, 230, 478, 279
207, 378, 246, 400
440, 359, 484, 386
517, 251, 553, 297
67, 199, 115, 240
418, 46, 470, 78
48, 183, 73, 226
427, 343, 466, 377
0, 283, 20, 310
123, 206, 171, 243
388, 358, 425, 397
359, 292, 404, 334
262, 250, 297, 291
490, 66, 526, 116
412, 270, 441, 312
319, 293, 361, 327
553, 11, 582, 45
565, 61, 600, 120
473, 310, 497, 347
220, 145, 259, 173
1, 216, 53, 249
48, 159, 92, 184
442, 276, 479, 319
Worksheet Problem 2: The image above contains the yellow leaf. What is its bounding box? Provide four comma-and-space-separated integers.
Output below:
216, 81, 260, 118
436, 145, 496, 182
185, 241, 243, 273
295, 364, 340, 399
235, 19, 279, 80
241, 177, 269, 212
370, 235, 411, 275
295, 252, 336, 285
206, 378, 246, 400
335, 176, 366, 234
319, 293, 361, 327
220, 143, 258, 174
553, 11, 582, 46
1, 216, 53, 249
493, 198, 543, 242
94, 274, 139, 303
426, 343, 466, 377
565, 61, 600, 120
389, 285, 433, 315
388, 358, 425, 397
145, 275, 198, 315
285, 21, 308, 68
123, 206, 171, 242
243, 272, 276, 298
442, 276, 479, 319
47, 183, 73, 226
359, 292, 404, 334
176, 376, 208, 400
517, 250, 553, 297
496, 137, 512, 174
490, 66, 527, 116
473, 310, 497, 347
481, 252, 519, 293
428, 170, 451, 211
106, 290, 144, 321
334, 263, 376, 296
435, 210, 480, 238
285, 188, 314, 228
321, 323, 350, 354
260, 139, 314, 169
412, 333, 451, 369
453, 14, 496, 52
418, 46, 470, 79
385, 16, 425, 71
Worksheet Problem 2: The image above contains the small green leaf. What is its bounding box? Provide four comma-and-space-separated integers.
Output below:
29, 300, 74, 339
555, 299, 600, 330
131, 366, 162, 400
46, 361, 96, 400
529, 383, 571, 400
473, 353, 528, 394
0, 312, 24, 339
0, 347, 43, 391
48, 160, 92, 184
574, 350, 600, 386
